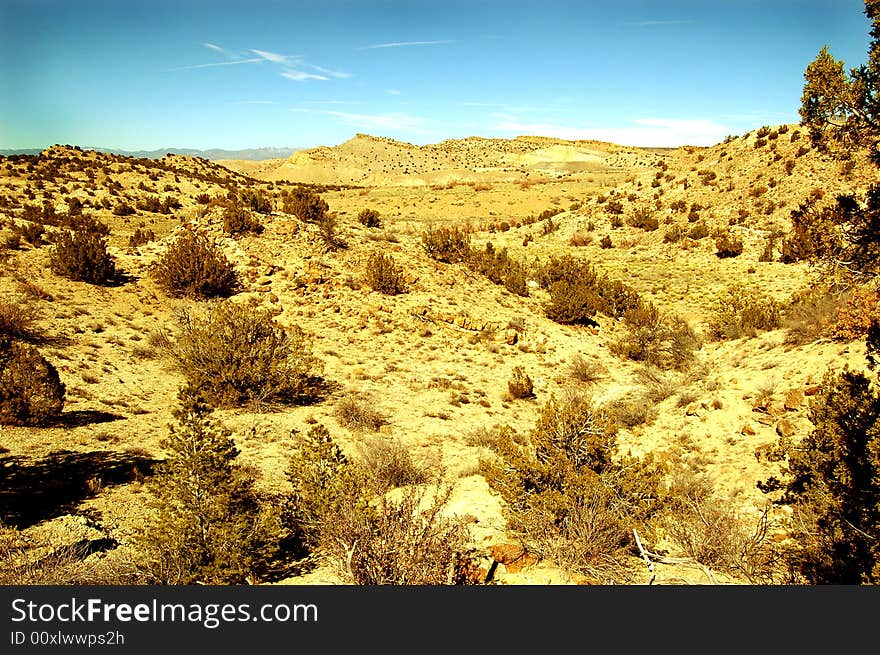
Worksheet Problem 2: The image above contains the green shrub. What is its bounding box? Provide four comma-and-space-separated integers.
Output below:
715, 233, 744, 258
151, 228, 239, 299
58, 213, 110, 235
544, 279, 603, 326
112, 201, 135, 217
687, 222, 710, 240
11, 222, 44, 247
282, 188, 328, 223
364, 252, 406, 295
480, 393, 666, 576
627, 207, 659, 231
222, 204, 263, 235
609, 301, 700, 370
466, 243, 528, 296
507, 366, 535, 399
50, 228, 117, 285
708, 284, 782, 340
128, 227, 156, 248
606, 199, 624, 215
0, 339, 65, 426
421, 225, 471, 263
137, 390, 278, 584
769, 341, 880, 583
238, 189, 272, 214
285, 424, 355, 550
538, 256, 641, 325
599, 234, 613, 249
0, 298, 41, 342
358, 208, 382, 228
285, 424, 472, 583
534, 255, 595, 289
170, 301, 322, 408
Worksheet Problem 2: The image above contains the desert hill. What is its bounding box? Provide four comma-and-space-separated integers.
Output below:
219, 133, 661, 187
0, 126, 875, 585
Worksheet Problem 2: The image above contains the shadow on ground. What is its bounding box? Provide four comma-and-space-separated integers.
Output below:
0, 449, 158, 528
48, 410, 125, 428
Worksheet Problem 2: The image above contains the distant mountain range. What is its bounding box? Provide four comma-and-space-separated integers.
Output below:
0, 146, 302, 161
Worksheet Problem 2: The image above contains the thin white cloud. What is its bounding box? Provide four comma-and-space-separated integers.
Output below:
229, 100, 277, 105
307, 63, 352, 79
490, 117, 731, 147
358, 40, 454, 50
387, 89, 402, 95
170, 58, 263, 71
250, 49, 297, 65
282, 70, 330, 82
325, 111, 426, 133
175, 44, 349, 83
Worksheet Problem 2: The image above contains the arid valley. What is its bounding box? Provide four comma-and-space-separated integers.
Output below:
2, 124, 876, 585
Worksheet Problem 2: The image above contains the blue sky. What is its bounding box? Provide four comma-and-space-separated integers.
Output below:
0, 0, 872, 150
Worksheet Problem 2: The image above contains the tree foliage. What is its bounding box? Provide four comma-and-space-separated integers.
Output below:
138, 390, 278, 584
796, 2, 880, 282
0, 339, 65, 426
771, 329, 880, 583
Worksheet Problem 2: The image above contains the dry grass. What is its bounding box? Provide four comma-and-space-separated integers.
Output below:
355, 436, 430, 490
334, 392, 388, 432
0, 297, 42, 342
568, 355, 606, 384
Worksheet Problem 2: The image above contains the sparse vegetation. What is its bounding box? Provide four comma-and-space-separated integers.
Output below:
0, 339, 65, 426
507, 366, 535, 399
151, 228, 239, 299
364, 251, 407, 295
334, 393, 388, 432
421, 225, 471, 263
480, 393, 666, 577
50, 227, 117, 285
136, 389, 279, 584
286, 424, 473, 583
358, 208, 382, 228
169, 301, 322, 408
708, 284, 782, 340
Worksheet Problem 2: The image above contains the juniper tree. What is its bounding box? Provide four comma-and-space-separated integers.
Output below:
138, 389, 277, 584
771, 324, 880, 583
796, 1, 880, 281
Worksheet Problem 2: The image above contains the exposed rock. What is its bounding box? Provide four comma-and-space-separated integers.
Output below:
776, 418, 797, 438
784, 389, 804, 411
487, 543, 539, 574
